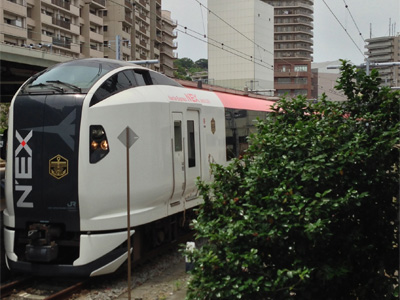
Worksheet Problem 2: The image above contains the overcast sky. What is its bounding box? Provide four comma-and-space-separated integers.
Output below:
162, 0, 400, 65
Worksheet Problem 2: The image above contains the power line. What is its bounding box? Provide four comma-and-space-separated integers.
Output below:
342, 0, 366, 42
175, 28, 274, 71
192, 0, 274, 58
322, 0, 365, 60
178, 24, 274, 70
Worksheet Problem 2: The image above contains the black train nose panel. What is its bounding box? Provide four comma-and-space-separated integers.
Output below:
12, 94, 85, 232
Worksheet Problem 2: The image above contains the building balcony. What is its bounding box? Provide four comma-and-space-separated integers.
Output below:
365, 48, 393, 56
275, 46, 313, 54
52, 17, 71, 30
92, 0, 106, 9
366, 42, 393, 49
124, 14, 133, 24
4, 0, 26, 16
70, 23, 80, 36
89, 48, 103, 58
139, 25, 147, 34
51, 0, 70, 10
274, 70, 309, 77
275, 19, 313, 28
160, 58, 175, 70
275, 36, 313, 44
137, 12, 148, 23
52, 36, 71, 49
90, 12, 103, 25
90, 31, 103, 43
2, 23, 27, 39
275, 83, 309, 90
160, 47, 175, 59
162, 37, 177, 49
125, 0, 133, 10
369, 55, 394, 62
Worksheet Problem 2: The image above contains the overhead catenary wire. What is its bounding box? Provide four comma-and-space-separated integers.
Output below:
342, 0, 366, 42
178, 24, 274, 70
322, 0, 365, 60
192, 0, 274, 58
105, 0, 274, 70
175, 28, 274, 71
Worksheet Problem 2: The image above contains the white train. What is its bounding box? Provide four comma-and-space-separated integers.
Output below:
3, 58, 274, 277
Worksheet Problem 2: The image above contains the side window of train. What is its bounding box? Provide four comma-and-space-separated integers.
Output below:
187, 120, 196, 168
133, 69, 152, 86
150, 71, 182, 87
225, 109, 268, 160
90, 70, 138, 106
174, 121, 182, 151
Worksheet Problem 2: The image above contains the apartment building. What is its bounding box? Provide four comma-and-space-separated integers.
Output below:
160, 10, 177, 77
263, 0, 314, 98
208, 0, 274, 92
365, 35, 400, 88
0, 0, 177, 74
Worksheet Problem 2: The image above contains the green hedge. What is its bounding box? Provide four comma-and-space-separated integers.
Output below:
186, 61, 399, 299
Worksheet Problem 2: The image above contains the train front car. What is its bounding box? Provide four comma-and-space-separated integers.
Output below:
3, 59, 142, 277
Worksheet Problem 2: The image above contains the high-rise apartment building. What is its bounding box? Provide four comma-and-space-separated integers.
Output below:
208, 0, 274, 92
0, 0, 177, 74
365, 35, 400, 88
263, 0, 314, 98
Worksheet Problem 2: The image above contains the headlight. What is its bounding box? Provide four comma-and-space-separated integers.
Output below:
90, 125, 110, 163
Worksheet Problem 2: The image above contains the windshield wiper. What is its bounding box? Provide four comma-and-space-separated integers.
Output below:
25, 83, 64, 93
46, 80, 82, 92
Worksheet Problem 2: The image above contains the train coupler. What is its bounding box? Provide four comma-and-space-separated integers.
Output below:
25, 224, 60, 262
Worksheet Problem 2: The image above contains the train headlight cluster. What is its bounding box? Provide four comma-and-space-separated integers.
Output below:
90, 125, 110, 163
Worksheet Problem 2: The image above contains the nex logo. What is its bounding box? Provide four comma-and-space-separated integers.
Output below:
15, 130, 33, 208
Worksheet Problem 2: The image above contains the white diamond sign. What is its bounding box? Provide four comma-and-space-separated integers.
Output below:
118, 127, 139, 149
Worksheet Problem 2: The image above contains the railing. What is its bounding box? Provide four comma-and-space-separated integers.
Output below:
51, 0, 70, 10
125, 15, 132, 24
93, 0, 106, 7
52, 17, 71, 30
52, 37, 71, 49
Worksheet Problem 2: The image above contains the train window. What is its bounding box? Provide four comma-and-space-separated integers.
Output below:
90, 70, 138, 106
134, 69, 152, 86
150, 71, 182, 87
187, 120, 196, 168
174, 121, 182, 151
225, 108, 268, 160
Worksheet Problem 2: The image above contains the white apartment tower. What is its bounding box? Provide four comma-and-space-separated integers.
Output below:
365, 35, 400, 88
208, 0, 274, 92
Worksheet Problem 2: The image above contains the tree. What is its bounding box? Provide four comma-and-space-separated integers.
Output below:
174, 58, 208, 81
175, 57, 195, 70
195, 58, 208, 69
186, 61, 399, 299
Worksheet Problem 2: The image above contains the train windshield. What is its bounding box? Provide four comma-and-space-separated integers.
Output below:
20, 59, 126, 94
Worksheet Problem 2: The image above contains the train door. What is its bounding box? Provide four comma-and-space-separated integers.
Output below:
184, 110, 201, 199
171, 113, 185, 202
170, 110, 201, 203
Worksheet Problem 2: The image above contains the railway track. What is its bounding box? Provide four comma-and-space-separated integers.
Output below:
0, 277, 88, 300
0, 231, 194, 299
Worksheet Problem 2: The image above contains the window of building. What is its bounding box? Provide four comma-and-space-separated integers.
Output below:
294, 65, 307, 72
277, 78, 291, 84
294, 77, 307, 84
294, 89, 308, 96
103, 25, 108, 32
